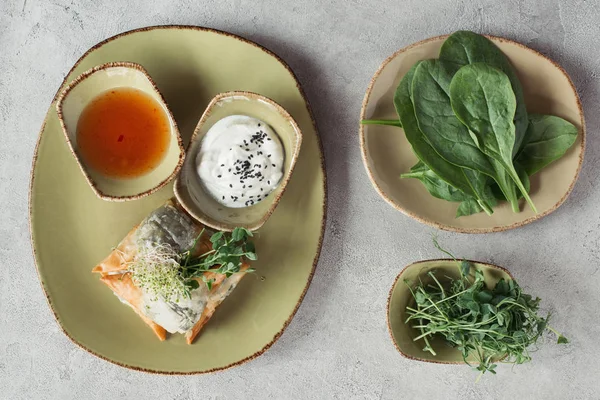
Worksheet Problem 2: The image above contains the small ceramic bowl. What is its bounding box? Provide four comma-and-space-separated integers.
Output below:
174, 91, 303, 231
56, 62, 184, 201
387, 258, 513, 364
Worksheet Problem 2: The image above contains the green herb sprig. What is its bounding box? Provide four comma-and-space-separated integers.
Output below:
405, 242, 568, 380
180, 227, 257, 291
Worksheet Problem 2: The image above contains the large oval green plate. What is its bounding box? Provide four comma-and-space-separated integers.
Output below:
29, 26, 326, 374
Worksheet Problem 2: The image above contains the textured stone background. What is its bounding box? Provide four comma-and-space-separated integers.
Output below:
2, 0, 600, 398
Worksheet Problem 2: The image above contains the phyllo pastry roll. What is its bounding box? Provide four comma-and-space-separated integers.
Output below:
93, 199, 255, 344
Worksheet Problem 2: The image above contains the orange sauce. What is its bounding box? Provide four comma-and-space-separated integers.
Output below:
76, 87, 171, 179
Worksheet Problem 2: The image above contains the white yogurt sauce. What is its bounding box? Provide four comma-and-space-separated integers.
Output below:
196, 115, 284, 208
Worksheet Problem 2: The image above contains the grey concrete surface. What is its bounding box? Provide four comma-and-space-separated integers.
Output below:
2, 0, 600, 398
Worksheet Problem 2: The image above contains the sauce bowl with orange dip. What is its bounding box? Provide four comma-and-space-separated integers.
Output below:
56, 62, 184, 201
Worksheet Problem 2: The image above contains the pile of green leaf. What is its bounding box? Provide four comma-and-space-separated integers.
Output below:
404, 248, 568, 379
363, 31, 578, 217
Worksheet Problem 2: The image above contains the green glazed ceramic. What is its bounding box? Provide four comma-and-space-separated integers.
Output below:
360, 35, 585, 233
174, 91, 302, 231
56, 62, 185, 201
29, 26, 326, 374
387, 259, 513, 364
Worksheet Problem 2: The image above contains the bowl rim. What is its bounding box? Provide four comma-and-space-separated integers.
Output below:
55, 61, 185, 202
359, 33, 586, 234
174, 90, 303, 231
386, 258, 515, 364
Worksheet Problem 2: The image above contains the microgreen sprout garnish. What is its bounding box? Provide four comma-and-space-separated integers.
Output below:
128, 227, 257, 299
404, 240, 568, 380
128, 243, 188, 302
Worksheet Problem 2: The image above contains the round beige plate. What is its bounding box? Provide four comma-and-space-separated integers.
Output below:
360, 35, 585, 233
29, 26, 326, 374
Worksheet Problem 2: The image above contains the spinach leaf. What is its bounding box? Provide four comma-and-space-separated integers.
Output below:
449, 63, 537, 213
488, 159, 522, 211
361, 119, 402, 127
405, 161, 499, 216
439, 31, 530, 212
463, 168, 496, 210
410, 60, 519, 212
456, 198, 483, 218
439, 30, 529, 157
401, 161, 470, 202
517, 114, 578, 175
456, 183, 499, 217
411, 60, 495, 176
491, 161, 530, 202
394, 63, 494, 214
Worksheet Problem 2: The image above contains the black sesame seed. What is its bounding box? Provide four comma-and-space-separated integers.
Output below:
229, 184, 233, 188
228, 168, 231, 172
268, 154, 272, 158
272, 164, 276, 167
260, 188, 263, 191
241, 194, 244, 197
222, 196, 225, 200
218, 175, 222, 178
267, 180, 270, 184
249, 185, 252, 188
